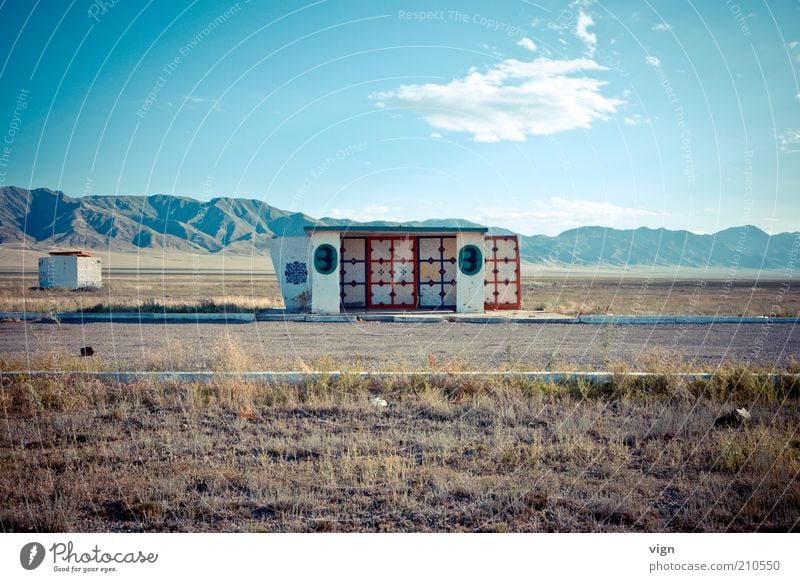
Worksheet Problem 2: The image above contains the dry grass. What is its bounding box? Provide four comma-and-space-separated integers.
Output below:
2, 336, 799, 378
0, 336, 494, 377
0, 268, 797, 532
0, 272, 282, 313
0, 362, 798, 533
1, 272, 798, 316
523, 277, 800, 317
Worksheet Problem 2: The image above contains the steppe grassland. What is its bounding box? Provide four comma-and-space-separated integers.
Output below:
0, 268, 797, 316
1, 351, 797, 532
1, 253, 798, 532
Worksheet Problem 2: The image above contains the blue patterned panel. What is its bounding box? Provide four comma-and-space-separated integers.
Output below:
285, 261, 308, 285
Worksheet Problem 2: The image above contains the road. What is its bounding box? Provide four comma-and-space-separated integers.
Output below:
1, 320, 797, 371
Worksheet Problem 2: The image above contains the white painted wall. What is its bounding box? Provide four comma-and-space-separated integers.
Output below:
266, 236, 312, 312
76, 256, 102, 288
455, 232, 486, 313
309, 231, 341, 314
38, 255, 102, 289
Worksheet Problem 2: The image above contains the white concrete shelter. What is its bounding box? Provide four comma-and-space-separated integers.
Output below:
268, 226, 521, 315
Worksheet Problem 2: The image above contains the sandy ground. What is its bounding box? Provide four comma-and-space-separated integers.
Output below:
0, 246, 275, 272
1, 320, 797, 371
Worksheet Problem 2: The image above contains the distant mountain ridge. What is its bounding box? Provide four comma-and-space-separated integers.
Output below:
0, 186, 317, 254
1, 186, 797, 269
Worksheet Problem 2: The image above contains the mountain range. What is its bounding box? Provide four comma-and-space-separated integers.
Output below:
1, 186, 796, 269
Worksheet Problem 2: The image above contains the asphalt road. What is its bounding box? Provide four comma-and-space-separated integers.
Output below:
1, 320, 797, 371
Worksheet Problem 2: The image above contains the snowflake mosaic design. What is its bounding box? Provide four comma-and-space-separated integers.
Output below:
284, 261, 308, 285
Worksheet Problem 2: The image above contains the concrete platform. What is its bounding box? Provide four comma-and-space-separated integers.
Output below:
352, 309, 577, 324
2, 310, 798, 325
56, 312, 256, 323
255, 313, 358, 323
0, 312, 256, 323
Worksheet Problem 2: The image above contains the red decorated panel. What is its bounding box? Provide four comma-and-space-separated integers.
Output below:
417, 236, 457, 309
484, 235, 521, 310
367, 237, 416, 308
340, 237, 367, 309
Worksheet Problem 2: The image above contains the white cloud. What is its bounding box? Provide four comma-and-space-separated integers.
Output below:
575, 10, 597, 56
327, 204, 396, 222
372, 57, 622, 142
644, 55, 661, 67
183, 95, 224, 112
776, 128, 800, 154
428, 132, 443, 139
624, 114, 650, 126
517, 37, 537, 52
479, 42, 505, 59
788, 40, 799, 49
469, 197, 661, 235
652, 23, 672, 31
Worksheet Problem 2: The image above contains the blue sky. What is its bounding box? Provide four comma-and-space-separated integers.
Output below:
0, 0, 798, 235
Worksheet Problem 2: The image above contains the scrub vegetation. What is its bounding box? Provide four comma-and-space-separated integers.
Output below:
1, 345, 798, 533
0, 271, 281, 314
1, 268, 797, 532
525, 277, 800, 317
0, 271, 797, 316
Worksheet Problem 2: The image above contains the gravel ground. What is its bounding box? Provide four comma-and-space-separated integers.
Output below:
1, 320, 798, 371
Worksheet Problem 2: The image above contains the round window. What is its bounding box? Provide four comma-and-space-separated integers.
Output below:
458, 244, 482, 276
313, 243, 338, 275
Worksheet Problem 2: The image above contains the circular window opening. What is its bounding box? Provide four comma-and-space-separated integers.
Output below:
458, 244, 482, 276
313, 243, 338, 275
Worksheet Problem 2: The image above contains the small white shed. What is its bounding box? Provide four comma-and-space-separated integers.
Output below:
38, 251, 102, 289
